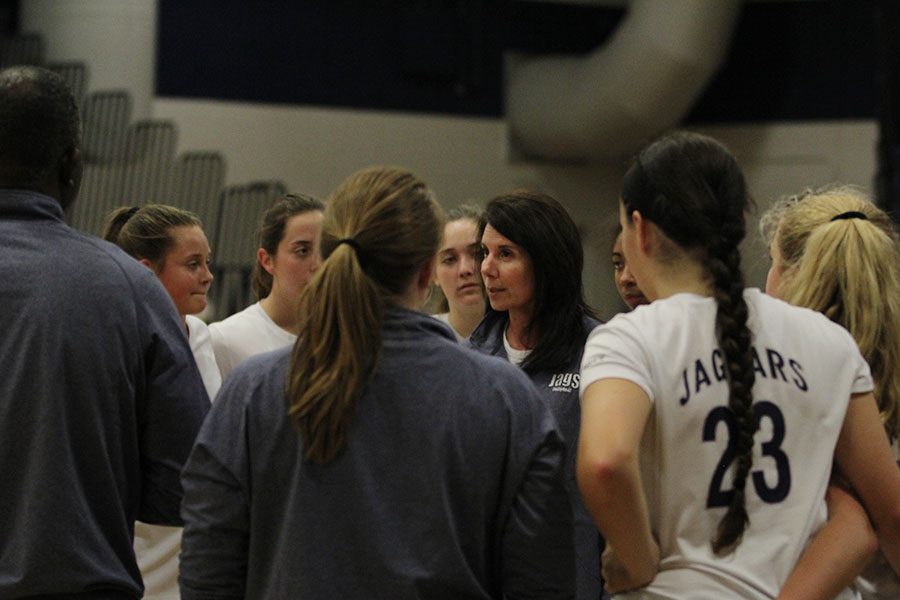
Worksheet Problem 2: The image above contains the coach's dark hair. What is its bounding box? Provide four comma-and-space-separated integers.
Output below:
252, 193, 324, 299
0, 66, 80, 187
622, 131, 755, 554
476, 190, 597, 374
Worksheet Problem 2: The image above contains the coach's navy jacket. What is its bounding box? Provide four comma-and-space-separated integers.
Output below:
469, 310, 604, 600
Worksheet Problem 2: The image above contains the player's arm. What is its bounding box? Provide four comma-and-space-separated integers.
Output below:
834, 392, 900, 576
179, 382, 251, 599
777, 482, 877, 600
577, 377, 658, 592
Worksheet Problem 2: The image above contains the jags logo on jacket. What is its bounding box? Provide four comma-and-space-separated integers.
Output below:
548, 372, 580, 393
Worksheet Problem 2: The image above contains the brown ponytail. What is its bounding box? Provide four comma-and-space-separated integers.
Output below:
287, 167, 442, 463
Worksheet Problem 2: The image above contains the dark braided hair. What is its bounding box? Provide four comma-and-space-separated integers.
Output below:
622, 131, 756, 555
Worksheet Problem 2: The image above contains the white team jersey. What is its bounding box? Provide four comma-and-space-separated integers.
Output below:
186, 314, 222, 402
581, 289, 873, 599
208, 301, 296, 379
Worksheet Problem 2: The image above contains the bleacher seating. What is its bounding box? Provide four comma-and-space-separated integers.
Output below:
171, 151, 227, 244
48, 60, 88, 106
1, 32, 287, 322
0, 32, 44, 68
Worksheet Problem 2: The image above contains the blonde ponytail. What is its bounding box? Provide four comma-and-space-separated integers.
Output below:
763, 186, 900, 439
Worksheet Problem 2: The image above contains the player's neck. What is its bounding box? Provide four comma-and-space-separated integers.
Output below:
645, 259, 713, 301
260, 293, 299, 335
449, 301, 484, 338
506, 309, 536, 350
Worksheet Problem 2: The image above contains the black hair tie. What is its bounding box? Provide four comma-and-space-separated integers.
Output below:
335, 237, 369, 271
830, 211, 868, 222
335, 238, 361, 253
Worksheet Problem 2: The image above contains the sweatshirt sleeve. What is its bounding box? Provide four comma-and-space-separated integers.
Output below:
179, 373, 253, 600
497, 369, 576, 599
135, 270, 211, 526
501, 427, 575, 599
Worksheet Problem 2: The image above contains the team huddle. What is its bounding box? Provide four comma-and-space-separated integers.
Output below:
2, 66, 900, 600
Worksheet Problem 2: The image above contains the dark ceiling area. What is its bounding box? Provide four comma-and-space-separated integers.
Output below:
153, 1, 877, 123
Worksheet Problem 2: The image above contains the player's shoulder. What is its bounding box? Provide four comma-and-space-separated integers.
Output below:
208, 303, 265, 337
748, 289, 857, 348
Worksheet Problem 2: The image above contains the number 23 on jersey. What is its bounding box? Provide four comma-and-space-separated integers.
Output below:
703, 400, 791, 508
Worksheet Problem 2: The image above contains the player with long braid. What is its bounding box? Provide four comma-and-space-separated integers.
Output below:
705, 210, 756, 554
577, 131, 900, 598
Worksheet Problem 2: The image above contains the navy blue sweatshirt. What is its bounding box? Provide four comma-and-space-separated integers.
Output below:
180, 306, 575, 599
0, 191, 210, 598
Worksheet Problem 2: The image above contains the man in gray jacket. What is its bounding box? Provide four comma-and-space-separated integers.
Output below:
0, 66, 210, 598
